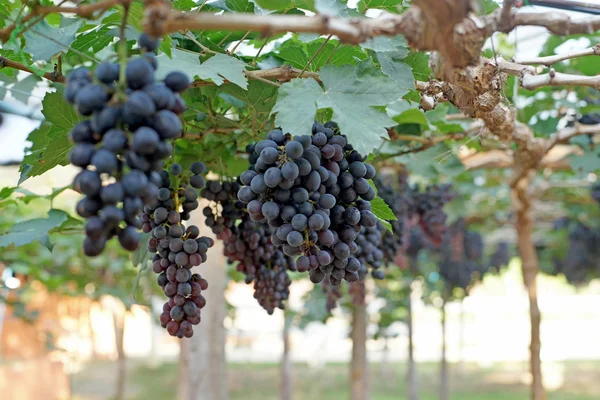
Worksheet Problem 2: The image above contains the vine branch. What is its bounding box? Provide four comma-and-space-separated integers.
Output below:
190, 66, 320, 88
514, 44, 600, 66
0, 56, 65, 82
0, 0, 126, 42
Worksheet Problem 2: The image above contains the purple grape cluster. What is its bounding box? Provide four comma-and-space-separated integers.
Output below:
438, 219, 486, 291
355, 223, 385, 280
67, 33, 190, 256
592, 183, 600, 206
321, 280, 342, 313
201, 179, 245, 240
413, 184, 455, 244
143, 162, 214, 338
223, 214, 294, 314
489, 242, 510, 270
237, 121, 378, 287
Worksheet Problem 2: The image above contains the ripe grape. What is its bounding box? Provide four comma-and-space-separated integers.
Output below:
66, 34, 190, 257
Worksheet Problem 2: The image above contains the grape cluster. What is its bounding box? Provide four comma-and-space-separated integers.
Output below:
374, 172, 454, 268
349, 280, 366, 306
223, 214, 294, 314
592, 183, 600, 206
321, 280, 342, 313
237, 121, 377, 287
201, 179, 245, 240
561, 223, 600, 285
67, 33, 190, 256
374, 175, 413, 265
413, 184, 455, 244
489, 242, 510, 270
438, 219, 486, 291
354, 223, 385, 280
253, 262, 292, 314
143, 162, 214, 338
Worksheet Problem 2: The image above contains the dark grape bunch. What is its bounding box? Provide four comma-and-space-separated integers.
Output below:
489, 242, 510, 270
68, 33, 191, 256
201, 179, 245, 240
374, 172, 414, 265
592, 183, 600, 206
143, 162, 214, 338
348, 280, 366, 306
354, 222, 385, 280
321, 280, 342, 313
559, 222, 600, 285
223, 214, 294, 314
438, 219, 486, 291
413, 184, 455, 244
237, 121, 378, 287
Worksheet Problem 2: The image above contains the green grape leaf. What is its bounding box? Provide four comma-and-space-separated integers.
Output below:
0, 187, 17, 200
387, 101, 428, 126
159, 35, 173, 58
370, 196, 397, 221
68, 25, 113, 58
376, 52, 414, 90
197, 53, 248, 89
156, 49, 200, 79
278, 43, 308, 69
11, 74, 40, 104
273, 62, 406, 154
220, 80, 278, 112
23, 16, 83, 61
315, 0, 360, 17
130, 232, 150, 267
19, 91, 81, 184
174, 0, 197, 10
226, 0, 255, 12
254, 0, 293, 9
403, 51, 431, 81
357, 0, 403, 12
362, 35, 408, 54
0, 209, 69, 250
480, 0, 499, 14
157, 51, 248, 89
378, 218, 393, 233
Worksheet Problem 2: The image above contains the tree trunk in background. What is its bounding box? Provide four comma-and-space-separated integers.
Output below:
112, 307, 126, 400
512, 182, 546, 400
280, 317, 293, 400
178, 207, 228, 400
440, 298, 448, 400
88, 302, 99, 359
458, 299, 465, 373
350, 302, 368, 400
407, 287, 419, 400
380, 337, 392, 380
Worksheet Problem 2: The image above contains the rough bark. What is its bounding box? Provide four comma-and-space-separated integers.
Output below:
178, 208, 228, 400
280, 317, 293, 400
512, 180, 546, 400
406, 287, 419, 400
350, 302, 369, 400
111, 307, 126, 400
440, 297, 448, 400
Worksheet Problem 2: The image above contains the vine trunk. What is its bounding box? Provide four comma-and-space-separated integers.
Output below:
512, 183, 546, 400
351, 302, 368, 400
